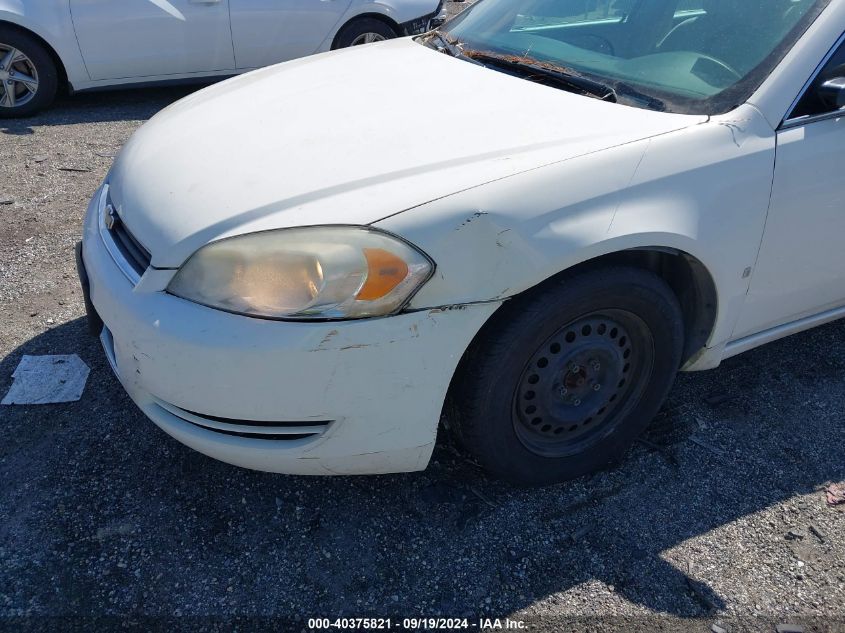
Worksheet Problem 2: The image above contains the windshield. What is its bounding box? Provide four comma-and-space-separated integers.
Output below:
436, 0, 830, 114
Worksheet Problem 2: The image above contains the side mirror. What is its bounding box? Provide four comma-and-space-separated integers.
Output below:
817, 76, 845, 110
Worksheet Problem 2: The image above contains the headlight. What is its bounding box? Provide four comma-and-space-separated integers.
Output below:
167, 226, 434, 320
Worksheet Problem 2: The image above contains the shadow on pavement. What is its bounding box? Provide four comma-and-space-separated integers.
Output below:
0, 84, 209, 135
1, 315, 844, 622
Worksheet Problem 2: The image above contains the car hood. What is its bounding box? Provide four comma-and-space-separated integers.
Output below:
109, 38, 706, 268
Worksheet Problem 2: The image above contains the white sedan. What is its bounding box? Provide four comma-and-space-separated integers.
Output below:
78, 0, 845, 485
0, 0, 443, 117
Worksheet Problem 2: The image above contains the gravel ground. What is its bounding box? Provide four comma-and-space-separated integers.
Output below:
1, 5, 845, 632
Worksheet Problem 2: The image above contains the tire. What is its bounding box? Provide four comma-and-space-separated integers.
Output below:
0, 26, 58, 118
333, 18, 398, 49
448, 267, 684, 486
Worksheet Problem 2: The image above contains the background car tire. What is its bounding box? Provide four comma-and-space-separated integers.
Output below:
448, 266, 685, 486
0, 26, 58, 118
333, 18, 398, 49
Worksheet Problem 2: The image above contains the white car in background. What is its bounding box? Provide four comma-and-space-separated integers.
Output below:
78, 0, 845, 485
0, 0, 443, 117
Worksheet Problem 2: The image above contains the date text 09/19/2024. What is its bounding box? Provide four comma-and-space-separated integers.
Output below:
307, 617, 526, 630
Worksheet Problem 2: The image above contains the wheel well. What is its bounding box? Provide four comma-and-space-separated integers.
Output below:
331, 13, 401, 49
0, 21, 68, 92
460, 247, 718, 376
552, 249, 718, 363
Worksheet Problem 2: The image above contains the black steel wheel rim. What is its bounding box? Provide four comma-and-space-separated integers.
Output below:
512, 310, 655, 458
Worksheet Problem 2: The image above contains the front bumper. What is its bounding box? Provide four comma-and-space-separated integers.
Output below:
80, 186, 499, 475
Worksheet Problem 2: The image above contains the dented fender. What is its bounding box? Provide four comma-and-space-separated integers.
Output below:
377, 105, 778, 354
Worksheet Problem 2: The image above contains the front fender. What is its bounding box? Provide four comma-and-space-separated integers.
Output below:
376, 106, 777, 351
347, 0, 441, 25
319, 0, 441, 50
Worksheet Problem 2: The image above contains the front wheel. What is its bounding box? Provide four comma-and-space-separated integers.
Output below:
333, 18, 398, 49
448, 267, 685, 486
0, 26, 59, 118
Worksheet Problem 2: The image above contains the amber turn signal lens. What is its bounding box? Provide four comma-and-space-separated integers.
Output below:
357, 248, 410, 301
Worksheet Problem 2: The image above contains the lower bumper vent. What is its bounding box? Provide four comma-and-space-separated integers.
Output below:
154, 399, 331, 441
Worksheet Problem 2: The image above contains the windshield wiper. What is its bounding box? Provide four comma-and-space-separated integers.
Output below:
424, 39, 665, 112
612, 81, 666, 112
462, 50, 618, 103
424, 32, 476, 62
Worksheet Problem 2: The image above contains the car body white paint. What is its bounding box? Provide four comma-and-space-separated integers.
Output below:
108, 40, 706, 269
81, 0, 845, 474
0, 0, 441, 91
69, 0, 238, 81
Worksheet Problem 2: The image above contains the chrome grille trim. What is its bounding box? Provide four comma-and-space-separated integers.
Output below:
98, 184, 151, 285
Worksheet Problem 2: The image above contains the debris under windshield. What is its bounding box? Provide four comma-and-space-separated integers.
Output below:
461, 50, 617, 102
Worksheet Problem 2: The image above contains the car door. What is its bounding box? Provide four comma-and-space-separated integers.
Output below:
732, 37, 845, 339
229, 0, 353, 70
69, 0, 235, 80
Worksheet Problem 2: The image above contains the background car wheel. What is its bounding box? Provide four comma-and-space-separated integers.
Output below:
0, 26, 58, 118
333, 18, 398, 49
448, 266, 684, 486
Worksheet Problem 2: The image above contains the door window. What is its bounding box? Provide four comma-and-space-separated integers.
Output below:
788, 38, 845, 119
